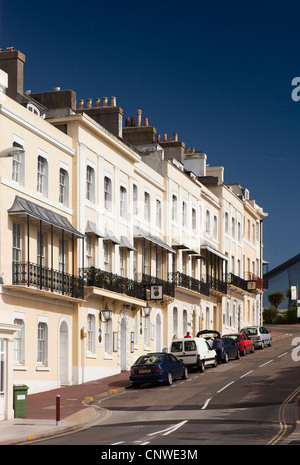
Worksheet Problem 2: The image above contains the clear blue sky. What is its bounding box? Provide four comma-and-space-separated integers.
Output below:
1, 0, 300, 271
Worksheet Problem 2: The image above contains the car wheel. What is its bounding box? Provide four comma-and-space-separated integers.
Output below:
182, 367, 188, 379
167, 371, 173, 385
212, 357, 218, 367
198, 360, 205, 372
268, 338, 272, 347
242, 347, 246, 356
236, 350, 240, 360
251, 345, 255, 353
260, 342, 265, 350
223, 352, 229, 363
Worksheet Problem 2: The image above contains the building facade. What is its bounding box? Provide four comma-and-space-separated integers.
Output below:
0, 48, 267, 420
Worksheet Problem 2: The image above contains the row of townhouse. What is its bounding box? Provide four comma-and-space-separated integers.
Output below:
0, 48, 267, 420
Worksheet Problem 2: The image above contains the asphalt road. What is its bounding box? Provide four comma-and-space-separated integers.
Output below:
32, 325, 300, 446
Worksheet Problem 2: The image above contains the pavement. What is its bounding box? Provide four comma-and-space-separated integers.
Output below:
0, 326, 299, 445
0, 370, 131, 445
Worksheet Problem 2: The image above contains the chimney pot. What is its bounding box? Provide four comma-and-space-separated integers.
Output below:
95, 98, 101, 107
174, 132, 178, 141
137, 109, 142, 127
157, 134, 161, 142
186, 148, 190, 154
144, 117, 148, 127
131, 117, 136, 127
87, 98, 92, 109
163, 133, 167, 142
102, 97, 108, 106
125, 117, 130, 127
78, 99, 84, 109
111, 96, 116, 107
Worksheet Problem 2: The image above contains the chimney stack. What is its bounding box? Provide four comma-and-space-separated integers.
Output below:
102, 97, 108, 107
95, 98, 101, 107
0, 48, 26, 101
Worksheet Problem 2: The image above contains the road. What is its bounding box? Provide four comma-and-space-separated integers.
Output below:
32, 325, 300, 446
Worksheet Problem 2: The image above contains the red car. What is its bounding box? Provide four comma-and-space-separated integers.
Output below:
225, 333, 255, 356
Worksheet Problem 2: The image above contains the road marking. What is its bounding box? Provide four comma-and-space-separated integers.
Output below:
239, 370, 253, 379
267, 385, 300, 445
217, 381, 234, 393
201, 398, 212, 410
259, 360, 273, 368
147, 420, 188, 437
111, 441, 125, 445
278, 352, 288, 358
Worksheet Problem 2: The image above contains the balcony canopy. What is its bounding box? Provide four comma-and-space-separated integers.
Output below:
134, 225, 175, 254
8, 195, 85, 238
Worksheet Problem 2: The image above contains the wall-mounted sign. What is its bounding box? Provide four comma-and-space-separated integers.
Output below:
247, 281, 257, 290
150, 285, 163, 300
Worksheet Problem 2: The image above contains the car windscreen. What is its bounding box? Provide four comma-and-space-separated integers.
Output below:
242, 328, 258, 335
226, 334, 241, 342
134, 355, 163, 365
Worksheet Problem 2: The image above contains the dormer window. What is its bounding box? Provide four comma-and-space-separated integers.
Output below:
26, 103, 40, 116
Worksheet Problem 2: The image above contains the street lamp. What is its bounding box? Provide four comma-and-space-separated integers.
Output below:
99, 303, 113, 323
140, 305, 151, 318
0, 147, 25, 158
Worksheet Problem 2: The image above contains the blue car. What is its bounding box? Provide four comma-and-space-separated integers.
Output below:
130, 352, 188, 387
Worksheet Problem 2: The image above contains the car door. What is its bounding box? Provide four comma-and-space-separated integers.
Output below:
260, 326, 269, 344
242, 333, 250, 351
183, 339, 197, 366
166, 354, 182, 379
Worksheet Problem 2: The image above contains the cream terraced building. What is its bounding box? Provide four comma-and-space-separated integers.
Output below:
0, 49, 267, 420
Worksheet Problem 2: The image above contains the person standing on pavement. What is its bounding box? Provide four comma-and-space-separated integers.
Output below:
212, 335, 224, 364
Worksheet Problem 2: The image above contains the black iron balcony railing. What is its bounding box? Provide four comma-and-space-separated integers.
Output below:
170, 271, 210, 297
228, 272, 249, 291
83, 267, 146, 299
134, 273, 175, 298
12, 262, 84, 299
208, 275, 227, 294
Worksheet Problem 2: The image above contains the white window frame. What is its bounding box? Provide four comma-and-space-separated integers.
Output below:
12, 134, 25, 185
37, 149, 49, 196
86, 164, 95, 202
104, 175, 112, 211
37, 317, 48, 367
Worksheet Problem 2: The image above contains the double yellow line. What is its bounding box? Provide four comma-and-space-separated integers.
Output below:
267, 386, 300, 445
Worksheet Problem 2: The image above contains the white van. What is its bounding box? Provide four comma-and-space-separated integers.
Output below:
170, 337, 217, 372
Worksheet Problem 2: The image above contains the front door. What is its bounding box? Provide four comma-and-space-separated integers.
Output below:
59, 322, 69, 385
120, 318, 127, 371
0, 339, 5, 421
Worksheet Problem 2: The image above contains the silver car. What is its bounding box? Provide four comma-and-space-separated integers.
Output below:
241, 326, 272, 349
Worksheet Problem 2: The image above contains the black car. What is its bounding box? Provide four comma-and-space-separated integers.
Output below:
221, 336, 240, 362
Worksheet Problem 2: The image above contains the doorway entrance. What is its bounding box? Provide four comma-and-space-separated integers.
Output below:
59, 321, 69, 385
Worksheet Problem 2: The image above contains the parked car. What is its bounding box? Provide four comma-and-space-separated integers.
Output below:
221, 336, 241, 362
225, 332, 255, 356
170, 337, 217, 372
196, 329, 220, 339
241, 326, 272, 349
130, 352, 188, 387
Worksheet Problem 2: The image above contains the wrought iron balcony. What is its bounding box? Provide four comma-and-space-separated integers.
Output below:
208, 275, 227, 294
83, 267, 146, 299
134, 273, 175, 298
228, 272, 249, 291
170, 271, 210, 297
12, 262, 84, 299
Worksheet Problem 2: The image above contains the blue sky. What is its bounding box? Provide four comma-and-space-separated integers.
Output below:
1, 0, 300, 271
